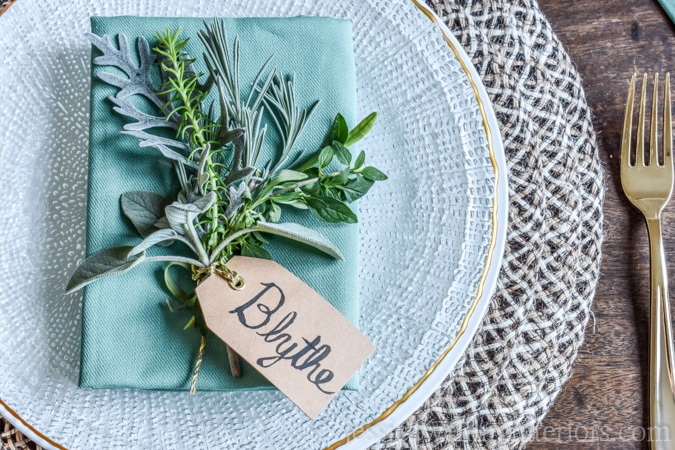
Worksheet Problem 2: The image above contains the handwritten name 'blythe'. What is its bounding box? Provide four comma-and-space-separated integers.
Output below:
229, 282, 336, 394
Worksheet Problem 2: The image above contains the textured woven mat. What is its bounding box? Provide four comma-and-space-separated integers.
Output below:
1, 0, 603, 448
372, 0, 603, 448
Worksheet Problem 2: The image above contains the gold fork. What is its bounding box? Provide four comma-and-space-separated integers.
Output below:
622, 73, 675, 448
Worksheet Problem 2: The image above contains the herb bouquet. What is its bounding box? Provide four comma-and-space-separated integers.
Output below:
67, 19, 386, 393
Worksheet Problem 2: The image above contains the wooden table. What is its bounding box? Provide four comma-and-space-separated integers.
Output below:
532, 1, 675, 448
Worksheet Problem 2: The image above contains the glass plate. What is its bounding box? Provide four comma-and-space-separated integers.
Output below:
0, 0, 508, 448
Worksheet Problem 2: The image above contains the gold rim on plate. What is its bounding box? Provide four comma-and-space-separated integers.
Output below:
0, 1, 503, 448
326, 0, 501, 447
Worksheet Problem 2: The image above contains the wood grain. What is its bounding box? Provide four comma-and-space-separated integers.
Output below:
532, 1, 675, 448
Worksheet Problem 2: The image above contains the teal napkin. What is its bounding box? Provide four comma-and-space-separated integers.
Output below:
660, 0, 675, 24
81, 16, 360, 391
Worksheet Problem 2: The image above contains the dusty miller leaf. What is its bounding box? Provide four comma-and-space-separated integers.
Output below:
120, 129, 197, 169
255, 221, 344, 260
87, 32, 196, 168
65, 247, 145, 294
109, 96, 177, 132
86, 32, 162, 108
225, 182, 247, 219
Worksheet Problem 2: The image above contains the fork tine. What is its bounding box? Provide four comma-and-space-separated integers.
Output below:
650, 73, 659, 166
622, 74, 636, 167
637, 74, 648, 166
665, 73, 672, 169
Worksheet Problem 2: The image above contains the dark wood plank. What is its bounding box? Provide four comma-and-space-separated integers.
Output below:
532, 0, 675, 448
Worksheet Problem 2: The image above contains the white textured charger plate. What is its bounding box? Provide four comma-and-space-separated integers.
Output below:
0, 0, 507, 448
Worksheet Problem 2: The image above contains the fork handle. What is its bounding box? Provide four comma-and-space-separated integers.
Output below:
647, 217, 675, 449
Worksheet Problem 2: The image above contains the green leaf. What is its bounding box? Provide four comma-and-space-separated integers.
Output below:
267, 203, 282, 223
331, 141, 352, 165
163, 262, 196, 307
353, 150, 366, 170
318, 146, 334, 169
256, 221, 345, 259
127, 228, 178, 257
262, 169, 309, 197
120, 191, 171, 237
360, 166, 388, 181
305, 197, 357, 224
339, 176, 375, 202
273, 169, 309, 185
345, 112, 377, 147
332, 167, 351, 186
65, 246, 146, 294
251, 231, 269, 243
241, 243, 272, 260
322, 113, 349, 146
276, 198, 309, 210
323, 187, 343, 201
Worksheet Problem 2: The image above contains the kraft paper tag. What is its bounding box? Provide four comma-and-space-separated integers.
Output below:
195, 255, 375, 419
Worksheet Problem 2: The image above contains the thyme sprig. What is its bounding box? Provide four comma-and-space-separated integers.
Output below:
69, 20, 386, 391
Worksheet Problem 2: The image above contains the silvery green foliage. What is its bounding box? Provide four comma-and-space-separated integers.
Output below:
263, 74, 319, 177
86, 32, 196, 169
120, 191, 171, 237
254, 221, 344, 260
68, 21, 383, 295
86, 33, 161, 106
164, 192, 216, 235
127, 229, 179, 256
65, 246, 146, 294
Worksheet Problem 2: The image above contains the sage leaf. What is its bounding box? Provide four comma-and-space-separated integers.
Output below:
121, 191, 171, 237
165, 191, 217, 234
331, 141, 352, 165
65, 246, 145, 294
127, 228, 178, 257
192, 191, 217, 213
256, 221, 345, 259
165, 205, 193, 235
360, 166, 389, 181
345, 112, 377, 147
306, 196, 358, 224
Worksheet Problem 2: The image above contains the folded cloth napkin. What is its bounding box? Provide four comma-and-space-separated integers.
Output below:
659, 0, 675, 24
81, 16, 359, 391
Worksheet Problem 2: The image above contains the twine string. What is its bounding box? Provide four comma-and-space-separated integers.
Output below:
189, 334, 207, 395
